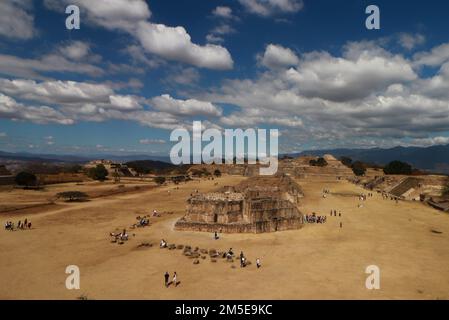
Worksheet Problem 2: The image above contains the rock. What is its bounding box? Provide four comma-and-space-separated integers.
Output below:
200, 249, 208, 254
193, 259, 200, 265
201, 256, 206, 260
184, 251, 192, 257
168, 244, 176, 250
231, 265, 236, 269
177, 245, 184, 249
211, 259, 217, 263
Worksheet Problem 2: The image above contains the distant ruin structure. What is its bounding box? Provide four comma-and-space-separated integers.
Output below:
175, 175, 304, 233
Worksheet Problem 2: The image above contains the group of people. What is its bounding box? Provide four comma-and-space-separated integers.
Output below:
110, 228, 129, 242
227, 248, 262, 269
135, 216, 150, 228
304, 213, 327, 224
330, 210, 341, 217
4, 218, 32, 231
164, 271, 178, 287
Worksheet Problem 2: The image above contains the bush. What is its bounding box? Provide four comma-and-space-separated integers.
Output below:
15, 172, 37, 187
340, 156, 353, 167
87, 164, 109, 181
351, 161, 367, 176
309, 157, 328, 167
213, 169, 222, 177
57, 191, 89, 202
154, 176, 166, 185
383, 161, 413, 175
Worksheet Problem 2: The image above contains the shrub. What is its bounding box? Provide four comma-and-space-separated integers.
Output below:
57, 191, 89, 202
87, 164, 109, 181
383, 161, 413, 175
351, 161, 367, 176
154, 176, 166, 185
15, 172, 37, 187
309, 157, 328, 167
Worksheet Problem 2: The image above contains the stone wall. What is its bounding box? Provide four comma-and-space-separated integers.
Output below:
175, 175, 304, 234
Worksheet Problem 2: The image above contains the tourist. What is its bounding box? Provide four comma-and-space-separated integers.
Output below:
160, 239, 167, 248
24, 218, 28, 227
240, 251, 245, 267
164, 272, 170, 287
173, 272, 178, 287
18, 221, 22, 229
214, 231, 219, 240
256, 258, 261, 269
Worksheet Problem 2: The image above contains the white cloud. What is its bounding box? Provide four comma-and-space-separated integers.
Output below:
109, 95, 142, 110
413, 43, 449, 67
0, 93, 74, 125
136, 22, 233, 70
59, 41, 91, 61
238, 0, 304, 17
409, 136, 449, 147
46, 0, 234, 70
194, 40, 449, 149
398, 33, 425, 50
0, 52, 104, 79
258, 44, 299, 69
0, 0, 35, 40
212, 6, 235, 19
150, 94, 222, 117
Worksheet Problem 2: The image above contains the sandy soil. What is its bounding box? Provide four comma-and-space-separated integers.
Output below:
1, 175, 449, 300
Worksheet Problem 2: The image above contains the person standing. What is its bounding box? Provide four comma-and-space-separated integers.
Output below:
256, 258, 261, 269
173, 272, 178, 287
164, 272, 170, 287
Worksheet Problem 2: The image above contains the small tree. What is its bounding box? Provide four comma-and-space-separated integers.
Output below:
87, 164, 109, 181
154, 176, 166, 185
57, 191, 89, 202
310, 157, 328, 167
351, 161, 367, 176
213, 169, 222, 177
15, 172, 37, 187
384, 161, 412, 175
340, 156, 353, 167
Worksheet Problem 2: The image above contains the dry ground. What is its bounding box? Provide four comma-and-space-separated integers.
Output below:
1, 175, 449, 300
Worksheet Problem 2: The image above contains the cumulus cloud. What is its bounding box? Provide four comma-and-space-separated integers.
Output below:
0, 51, 104, 79
0, 93, 74, 125
238, 0, 304, 17
194, 40, 449, 149
136, 22, 233, 70
413, 43, 449, 67
46, 0, 234, 70
258, 44, 299, 69
0, 0, 36, 40
150, 94, 222, 117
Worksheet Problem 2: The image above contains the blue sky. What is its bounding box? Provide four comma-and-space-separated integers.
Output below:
1, 0, 449, 156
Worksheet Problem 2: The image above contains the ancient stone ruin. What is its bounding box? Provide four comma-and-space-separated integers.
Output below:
175, 175, 304, 233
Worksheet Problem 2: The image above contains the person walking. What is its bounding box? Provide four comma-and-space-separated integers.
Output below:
164, 272, 170, 287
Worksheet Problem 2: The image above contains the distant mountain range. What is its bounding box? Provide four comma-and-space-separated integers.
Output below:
290, 144, 449, 174
0, 151, 171, 164
1, 143, 449, 174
